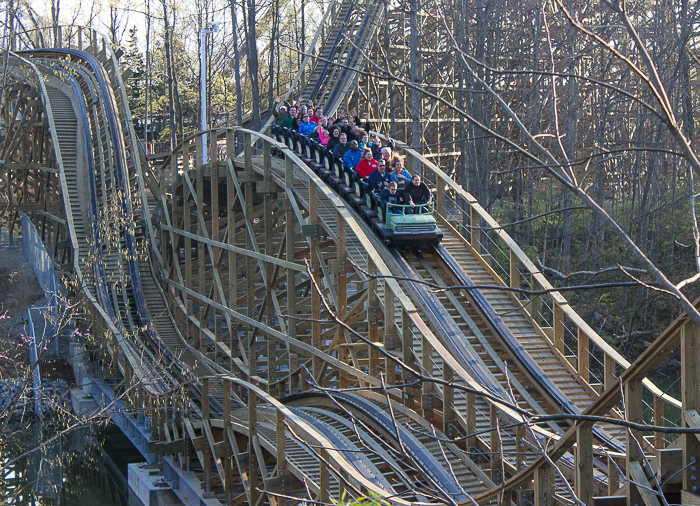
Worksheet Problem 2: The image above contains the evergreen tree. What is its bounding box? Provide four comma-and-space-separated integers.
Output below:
122, 26, 145, 117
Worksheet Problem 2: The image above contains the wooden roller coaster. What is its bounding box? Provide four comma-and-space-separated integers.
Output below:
1, 7, 699, 506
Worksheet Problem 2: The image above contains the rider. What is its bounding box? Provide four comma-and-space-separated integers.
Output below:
401, 174, 432, 214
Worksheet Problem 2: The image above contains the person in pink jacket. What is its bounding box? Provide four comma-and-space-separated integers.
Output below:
319, 126, 330, 146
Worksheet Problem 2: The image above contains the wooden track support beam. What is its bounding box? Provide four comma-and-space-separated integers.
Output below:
626, 378, 646, 506
683, 323, 700, 497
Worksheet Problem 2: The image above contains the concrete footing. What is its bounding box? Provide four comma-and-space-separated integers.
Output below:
68, 339, 222, 505
162, 457, 221, 506
128, 463, 180, 506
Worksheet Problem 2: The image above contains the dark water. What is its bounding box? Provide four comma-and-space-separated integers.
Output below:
0, 421, 143, 505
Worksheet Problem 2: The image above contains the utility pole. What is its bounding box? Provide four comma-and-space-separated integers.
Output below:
200, 21, 220, 165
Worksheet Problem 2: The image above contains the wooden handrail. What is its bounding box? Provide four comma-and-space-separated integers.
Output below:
383, 134, 681, 411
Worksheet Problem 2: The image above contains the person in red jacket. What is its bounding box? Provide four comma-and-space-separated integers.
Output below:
356, 149, 378, 179
310, 107, 324, 125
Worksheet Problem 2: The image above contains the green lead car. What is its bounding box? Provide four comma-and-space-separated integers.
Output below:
377, 202, 444, 248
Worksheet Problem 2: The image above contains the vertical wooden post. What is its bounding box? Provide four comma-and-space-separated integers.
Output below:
337, 213, 348, 379
608, 455, 620, 495
339, 345, 349, 389
470, 205, 481, 252
285, 156, 297, 391
211, 134, 220, 352
604, 354, 616, 392
530, 276, 542, 326
516, 424, 526, 472
535, 464, 554, 506
263, 141, 274, 385
210, 128, 218, 170
443, 364, 455, 438
401, 309, 413, 365
466, 390, 476, 449
196, 145, 206, 350
244, 131, 252, 170
227, 157, 238, 363
223, 380, 234, 505
276, 410, 287, 506
578, 328, 590, 383
227, 129, 236, 157
420, 335, 432, 419
490, 404, 502, 484
202, 378, 210, 420
91, 30, 97, 56
435, 178, 445, 217
308, 184, 322, 385
183, 140, 193, 316
682, 323, 700, 495
164, 148, 178, 268
202, 378, 211, 493
654, 395, 665, 450
246, 176, 256, 378
248, 390, 259, 506
405, 151, 418, 178
368, 263, 380, 378
319, 448, 329, 504
553, 303, 565, 355
575, 424, 593, 505
401, 309, 414, 410
625, 378, 645, 506
384, 290, 397, 386
509, 250, 520, 296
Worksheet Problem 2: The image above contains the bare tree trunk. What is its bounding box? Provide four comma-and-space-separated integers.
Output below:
680, 0, 694, 140
5, 0, 15, 49
243, 0, 261, 130
162, 0, 176, 149
144, 0, 151, 147
230, 0, 243, 129
268, 0, 278, 108
409, 0, 421, 173
561, 3, 577, 272
386, 1, 395, 137
109, 6, 118, 45
171, 7, 183, 142
468, 0, 491, 204
51, 0, 60, 43
453, 0, 468, 189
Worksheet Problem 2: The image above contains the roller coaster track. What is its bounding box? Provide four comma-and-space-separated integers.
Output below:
1, 15, 695, 506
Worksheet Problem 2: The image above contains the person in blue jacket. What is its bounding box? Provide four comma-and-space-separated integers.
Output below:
298, 114, 316, 135
343, 140, 362, 170
389, 157, 412, 188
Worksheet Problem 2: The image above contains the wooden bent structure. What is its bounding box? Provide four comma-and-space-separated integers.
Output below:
1, 9, 699, 506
